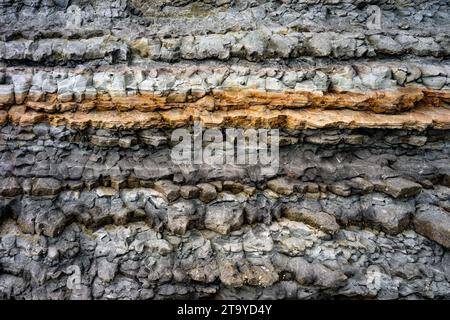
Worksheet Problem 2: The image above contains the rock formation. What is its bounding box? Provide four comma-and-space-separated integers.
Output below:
0, 0, 449, 300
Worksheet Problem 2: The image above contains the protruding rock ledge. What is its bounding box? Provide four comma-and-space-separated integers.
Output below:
1, 88, 447, 114
5, 104, 450, 131
1, 63, 449, 114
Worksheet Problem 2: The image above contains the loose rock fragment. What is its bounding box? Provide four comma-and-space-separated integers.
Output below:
197, 183, 217, 203
154, 180, 180, 202
283, 205, 340, 234
31, 178, 62, 196
205, 202, 244, 234
414, 205, 450, 248
380, 178, 422, 199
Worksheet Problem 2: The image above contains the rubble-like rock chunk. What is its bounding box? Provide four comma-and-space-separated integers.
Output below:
0, 85, 14, 106
361, 194, 414, 234
31, 178, 62, 196
167, 200, 198, 235
379, 177, 422, 199
153, 180, 180, 202
414, 205, 450, 248
267, 177, 295, 196
283, 205, 340, 234
180, 185, 200, 199
197, 183, 217, 203
0, 177, 22, 197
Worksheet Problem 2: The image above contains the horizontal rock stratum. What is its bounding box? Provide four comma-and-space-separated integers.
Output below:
0, 64, 449, 112
0, 0, 450, 300
1, 63, 449, 130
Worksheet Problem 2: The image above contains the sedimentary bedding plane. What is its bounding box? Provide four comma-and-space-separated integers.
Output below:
0, 0, 450, 300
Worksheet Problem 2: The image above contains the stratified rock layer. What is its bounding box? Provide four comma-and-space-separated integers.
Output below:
0, 0, 450, 300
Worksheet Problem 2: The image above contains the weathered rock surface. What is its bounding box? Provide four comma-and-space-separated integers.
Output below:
0, 123, 449, 299
414, 205, 450, 248
0, 0, 450, 301
0, 65, 449, 115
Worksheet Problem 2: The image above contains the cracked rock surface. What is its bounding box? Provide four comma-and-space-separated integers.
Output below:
0, 0, 450, 300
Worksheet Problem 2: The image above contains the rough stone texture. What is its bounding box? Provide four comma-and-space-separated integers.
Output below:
284, 205, 340, 235
0, 124, 448, 300
0, 0, 450, 300
415, 205, 450, 248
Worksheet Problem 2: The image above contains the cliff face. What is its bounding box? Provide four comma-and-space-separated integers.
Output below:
1, 0, 450, 300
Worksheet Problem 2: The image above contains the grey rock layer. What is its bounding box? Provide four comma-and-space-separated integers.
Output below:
1, 0, 450, 301
0, 124, 449, 300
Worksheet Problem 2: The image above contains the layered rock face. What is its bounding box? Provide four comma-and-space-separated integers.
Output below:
1, 0, 450, 300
